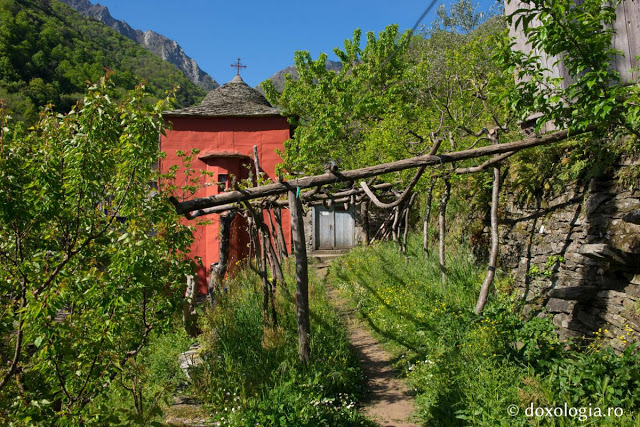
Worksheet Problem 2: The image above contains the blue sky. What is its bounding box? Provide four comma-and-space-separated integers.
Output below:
94, 0, 498, 88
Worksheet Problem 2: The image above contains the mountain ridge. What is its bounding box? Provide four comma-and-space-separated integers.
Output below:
259, 60, 343, 94
0, 0, 205, 122
59, 0, 219, 91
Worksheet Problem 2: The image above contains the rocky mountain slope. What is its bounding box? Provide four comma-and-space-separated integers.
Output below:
59, 0, 218, 91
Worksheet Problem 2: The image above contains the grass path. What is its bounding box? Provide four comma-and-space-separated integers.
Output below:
319, 265, 420, 427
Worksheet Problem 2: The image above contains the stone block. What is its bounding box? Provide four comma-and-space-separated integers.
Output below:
585, 193, 615, 214
599, 312, 625, 329
616, 198, 640, 213
622, 209, 640, 225
547, 286, 598, 301
557, 327, 584, 340
609, 234, 640, 254
596, 290, 627, 306
553, 313, 572, 329
623, 283, 640, 298
577, 310, 600, 329
579, 243, 635, 265
546, 298, 577, 313
622, 298, 638, 312
553, 209, 580, 223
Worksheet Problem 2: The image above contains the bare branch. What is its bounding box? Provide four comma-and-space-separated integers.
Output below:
0, 282, 26, 392
454, 151, 517, 174
361, 166, 425, 209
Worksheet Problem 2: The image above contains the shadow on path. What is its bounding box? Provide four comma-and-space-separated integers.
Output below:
316, 263, 420, 427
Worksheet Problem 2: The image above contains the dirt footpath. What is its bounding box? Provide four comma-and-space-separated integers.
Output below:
327, 284, 420, 427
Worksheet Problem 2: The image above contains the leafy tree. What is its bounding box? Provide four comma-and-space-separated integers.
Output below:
263, 25, 415, 176
0, 79, 193, 423
429, 0, 489, 34
263, 14, 512, 177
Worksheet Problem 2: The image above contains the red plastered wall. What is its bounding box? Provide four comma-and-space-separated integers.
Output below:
160, 116, 292, 294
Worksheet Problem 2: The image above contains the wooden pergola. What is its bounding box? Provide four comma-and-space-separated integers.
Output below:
171, 126, 592, 362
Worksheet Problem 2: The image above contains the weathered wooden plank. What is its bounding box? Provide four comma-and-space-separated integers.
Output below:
623, 0, 640, 80
507, 0, 639, 83
612, 1, 632, 81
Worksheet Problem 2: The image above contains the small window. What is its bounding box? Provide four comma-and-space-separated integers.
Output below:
217, 174, 228, 191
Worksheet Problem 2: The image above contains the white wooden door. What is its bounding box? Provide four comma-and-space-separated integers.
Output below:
315, 206, 355, 249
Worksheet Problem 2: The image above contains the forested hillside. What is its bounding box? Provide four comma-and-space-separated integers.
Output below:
0, 0, 205, 123
59, 0, 219, 91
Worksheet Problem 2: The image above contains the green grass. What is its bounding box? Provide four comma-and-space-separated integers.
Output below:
187, 262, 374, 426
327, 235, 640, 426
88, 235, 640, 426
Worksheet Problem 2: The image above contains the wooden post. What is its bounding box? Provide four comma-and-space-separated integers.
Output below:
273, 207, 289, 259
208, 211, 235, 304
288, 189, 310, 363
248, 216, 260, 271
183, 275, 198, 337
439, 177, 451, 284
267, 209, 284, 263
259, 226, 270, 320
253, 145, 262, 183
423, 183, 434, 260
475, 131, 502, 314
402, 193, 417, 257
360, 200, 370, 246
391, 206, 400, 244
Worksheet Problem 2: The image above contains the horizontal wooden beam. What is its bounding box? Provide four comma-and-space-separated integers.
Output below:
172, 127, 592, 214
177, 183, 395, 218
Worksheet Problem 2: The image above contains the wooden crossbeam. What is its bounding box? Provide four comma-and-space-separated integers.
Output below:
171, 127, 593, 215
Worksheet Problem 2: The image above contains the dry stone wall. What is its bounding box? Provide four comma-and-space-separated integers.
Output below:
499, 163, 640, 350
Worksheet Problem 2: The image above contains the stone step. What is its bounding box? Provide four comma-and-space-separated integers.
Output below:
310, 249, 349, 266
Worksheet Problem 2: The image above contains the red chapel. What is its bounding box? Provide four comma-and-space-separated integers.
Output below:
161, 75, 292, 294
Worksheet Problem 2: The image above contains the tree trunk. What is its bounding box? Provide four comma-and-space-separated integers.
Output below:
208, 211, 235, 304
288, 189, 310, 364
439, 178, 450, 284
475, 165, 501, 315
423, 183, 434, 260
391, 206, 400, 244
259, 226, 271, 321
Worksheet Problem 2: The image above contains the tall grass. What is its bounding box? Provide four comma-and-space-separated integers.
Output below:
328, 235, 640, 426
188, 262, 373, 426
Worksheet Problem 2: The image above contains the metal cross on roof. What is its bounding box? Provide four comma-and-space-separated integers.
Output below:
230, 57, 247, 76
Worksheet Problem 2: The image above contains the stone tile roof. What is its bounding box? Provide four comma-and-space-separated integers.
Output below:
165, 75, 281, 118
